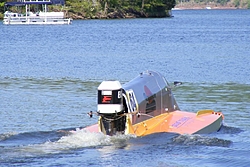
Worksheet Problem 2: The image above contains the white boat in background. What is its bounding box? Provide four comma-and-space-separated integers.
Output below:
3, 0, 72, 25
172, 8, 183, 10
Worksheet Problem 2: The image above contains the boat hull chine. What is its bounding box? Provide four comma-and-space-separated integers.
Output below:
129, 110, 223, 136
84, 109, 224, 137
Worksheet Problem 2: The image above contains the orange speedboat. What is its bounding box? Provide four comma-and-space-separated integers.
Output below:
84, 70, 224, 137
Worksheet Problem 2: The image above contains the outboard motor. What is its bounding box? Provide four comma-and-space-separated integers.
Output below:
97, 81, 126, 135
96, 71, 180, 136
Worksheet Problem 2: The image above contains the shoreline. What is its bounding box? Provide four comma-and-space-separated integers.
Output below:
173, 3, 246, 10
173, 6, 239, 10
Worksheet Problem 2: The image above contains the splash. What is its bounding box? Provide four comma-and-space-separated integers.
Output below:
0, 132, 18, 141
0, 128, 135, 161
58, 128, 136, 149
56, 128, 111, 148
16, 129, 111, 156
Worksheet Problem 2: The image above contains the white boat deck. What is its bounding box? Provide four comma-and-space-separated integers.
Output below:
3, 0, 72, 25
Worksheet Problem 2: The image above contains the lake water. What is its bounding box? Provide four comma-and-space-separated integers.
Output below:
0, 9, 250, 166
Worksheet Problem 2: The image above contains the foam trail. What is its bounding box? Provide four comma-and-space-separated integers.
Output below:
173, 134, 232, 147
18, 129, 110, 155
0, 128, 135, 160
56, 128, 135, 149
56, 128, 111, 148
0, 132, 18, 141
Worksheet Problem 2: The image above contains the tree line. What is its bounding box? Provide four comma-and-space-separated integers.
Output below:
0, 0, 176, 19
1, 0, 249, 19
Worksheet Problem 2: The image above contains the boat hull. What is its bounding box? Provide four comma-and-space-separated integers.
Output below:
83, 71, 224, 137
84, 109, 223, 136
3, 17, 72, 25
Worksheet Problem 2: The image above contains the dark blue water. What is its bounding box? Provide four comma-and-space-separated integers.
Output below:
0, 9, 250, 166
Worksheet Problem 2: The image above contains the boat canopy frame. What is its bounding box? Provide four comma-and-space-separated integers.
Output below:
4, 0, 65, 6
3, 0, 72, 25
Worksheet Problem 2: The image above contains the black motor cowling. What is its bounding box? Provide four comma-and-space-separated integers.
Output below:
97, 81, 126, 135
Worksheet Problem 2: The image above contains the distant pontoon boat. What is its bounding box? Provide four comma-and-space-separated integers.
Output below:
3, 0, 72, 25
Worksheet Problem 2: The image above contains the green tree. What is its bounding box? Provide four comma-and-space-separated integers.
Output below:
234, 0, 240, 7
247, 0, 250, 8
0, 0, 5, 13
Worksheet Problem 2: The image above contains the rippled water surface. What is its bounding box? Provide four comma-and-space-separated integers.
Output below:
0, 9, 250, 166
